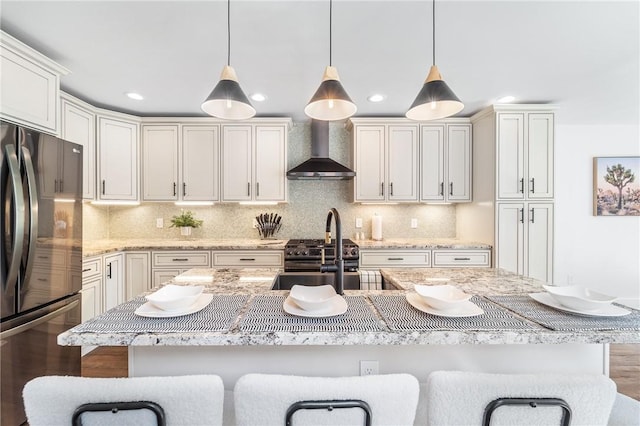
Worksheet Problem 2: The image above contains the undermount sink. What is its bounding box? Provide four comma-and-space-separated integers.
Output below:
271, 272, 394, 291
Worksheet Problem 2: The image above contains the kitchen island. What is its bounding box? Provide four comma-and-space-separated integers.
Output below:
59, 268, 640, 388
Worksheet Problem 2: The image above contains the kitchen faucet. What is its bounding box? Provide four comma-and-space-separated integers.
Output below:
320, 208, 344, 295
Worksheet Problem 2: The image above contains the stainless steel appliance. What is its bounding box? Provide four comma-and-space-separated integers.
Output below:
284, 239, 359, 272
1, 121, 82, 425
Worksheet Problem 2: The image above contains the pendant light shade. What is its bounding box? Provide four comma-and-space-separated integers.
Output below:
305, 66, 357, 121
201, 0, 255, 120
405, 65, 464, 121
406, 0, 463, 121
305, 0, 357, 121
201, 65, 256, 120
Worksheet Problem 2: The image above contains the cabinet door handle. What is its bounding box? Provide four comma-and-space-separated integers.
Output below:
59, 180, 63, 192
102, 180, 106, 195
54, 179, 58, 193
390, 182, 393, 196
381, 182, 384, 197
247, 182, 251, 196
454, 257, 471, 261
173, 182, 177, 196
239, 258, 256, 261
82, 268, 91, 273
171, 258, 189, 262
519, 178, 524, 193
449, 182, 454, 196
106, 262, 112, 279
530, 208, 535, 223
183, 182, 187, 197
440, 182, 444, 196
387, 257, 404, 261
37, 278, 48, 282
520, 208, 524, 223
530, 178, 535, 193
256, 182, 259, 197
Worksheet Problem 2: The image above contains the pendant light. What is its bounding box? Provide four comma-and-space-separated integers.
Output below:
304, 0, 357, 121
406, 0, 463, 121
201, 0, 255, 120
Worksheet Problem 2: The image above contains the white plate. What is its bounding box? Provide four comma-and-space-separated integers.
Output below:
406, 292, 484, 317
135, 293, 213, 318
283, 295, 348, 318
529, 293, 630, 317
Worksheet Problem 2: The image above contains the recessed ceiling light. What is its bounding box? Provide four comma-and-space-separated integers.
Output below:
125, 92, 144, 101
496, 95, 516, 103
367, 94, 386, 103
250, 93, 267, 102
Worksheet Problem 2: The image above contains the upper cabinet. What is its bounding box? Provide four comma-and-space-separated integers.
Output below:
97, 111, 140, 201
60, 93, 96, 200
221, 120, 290, 202
497, 112, 554, 200
420, 123, 472, 203
0, 31, 69, 135
142, 123, 220, 202
350, 119, 419, 203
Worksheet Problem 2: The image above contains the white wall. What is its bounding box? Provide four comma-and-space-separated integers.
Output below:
555, 124, 640, 305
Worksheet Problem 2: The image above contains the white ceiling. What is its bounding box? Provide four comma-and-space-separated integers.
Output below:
1, 1, 638, 125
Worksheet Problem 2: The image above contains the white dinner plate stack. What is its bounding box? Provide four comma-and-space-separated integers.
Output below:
284, 285, 348, 317
406, 284, 483, 317
135, 284, 213, 318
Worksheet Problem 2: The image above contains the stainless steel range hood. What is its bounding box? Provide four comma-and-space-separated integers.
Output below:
287, 120, 355, 180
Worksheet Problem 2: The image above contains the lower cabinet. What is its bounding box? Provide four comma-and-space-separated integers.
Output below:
360, 249, 491, 269
103, 252, 124, 312
212, 250, 283, 268
125, 251, 151, 299
151, 250, 211, 287
432, 250, 491, 267
81, 256, 103, 322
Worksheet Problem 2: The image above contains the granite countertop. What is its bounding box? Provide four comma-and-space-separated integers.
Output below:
82, 238, 491, 257
59, 268, 640, 347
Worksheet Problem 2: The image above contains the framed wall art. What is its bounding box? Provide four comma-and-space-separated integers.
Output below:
593, 156, 640, 216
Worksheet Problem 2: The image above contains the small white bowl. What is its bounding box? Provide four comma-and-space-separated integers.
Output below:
543, 285, 616, 311
414, 284, 472, 311
145, 284, 204, 312
289, 285, 337, 311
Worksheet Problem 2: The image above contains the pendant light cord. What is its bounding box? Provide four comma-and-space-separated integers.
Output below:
432, 0, 436, 66
329, 0, 333, 66
227, 0, 231, 66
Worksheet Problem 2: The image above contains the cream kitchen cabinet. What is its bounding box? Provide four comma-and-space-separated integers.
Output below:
0, 30, 68, 135
359, 250, 431, 268
142, 124, 220, 201
97, 112, 140, 201
103, 252, 124, 311
431, 249, 491, 267
151, 250, 211, 287
60, 93, 96, 200
81, 256, 103, 322
221, 121, 289, 202
497, 202, 553, 283
420, 123, 472, 202
125, 251, 151, 299
212, 250, 283, 268
350, 119, 419, 202
497, 112, 554, 200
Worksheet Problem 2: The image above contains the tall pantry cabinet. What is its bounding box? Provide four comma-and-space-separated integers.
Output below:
457, 105, 555, 283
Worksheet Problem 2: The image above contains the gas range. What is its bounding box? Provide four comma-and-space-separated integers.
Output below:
284, 239, 359, 272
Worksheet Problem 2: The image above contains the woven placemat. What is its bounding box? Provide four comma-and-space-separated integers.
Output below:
369, 295, 539, 331
486, 295, 640, 331
238, 295, 384, 332
72, 295, 249, 333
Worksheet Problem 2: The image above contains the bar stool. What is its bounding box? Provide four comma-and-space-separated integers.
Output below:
23, 375, 225, 426
418, 371, 618, 426
233, 373, 420, 425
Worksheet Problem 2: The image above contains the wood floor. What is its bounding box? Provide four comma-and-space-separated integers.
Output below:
82, 344, 640, 400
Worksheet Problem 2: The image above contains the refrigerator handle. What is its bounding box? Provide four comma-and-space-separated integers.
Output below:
20, 140, 39, 291
2, 144, 25, 300
0, 299, 79, 340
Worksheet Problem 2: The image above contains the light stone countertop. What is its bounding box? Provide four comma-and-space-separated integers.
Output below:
59, 267, 640, 347
82, 238, 491, 257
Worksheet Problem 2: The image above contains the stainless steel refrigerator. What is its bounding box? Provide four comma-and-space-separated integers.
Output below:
1, 121, 83, 425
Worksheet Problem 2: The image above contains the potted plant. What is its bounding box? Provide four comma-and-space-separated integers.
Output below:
169, 210, 203, 237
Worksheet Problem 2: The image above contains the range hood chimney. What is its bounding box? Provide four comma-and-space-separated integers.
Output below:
286, 120, 356, 180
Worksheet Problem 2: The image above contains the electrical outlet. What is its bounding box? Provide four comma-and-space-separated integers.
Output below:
156, 218, 163, 228
359, 360, 379, 376
410, 218, 418, 228
355, 218, 363, 228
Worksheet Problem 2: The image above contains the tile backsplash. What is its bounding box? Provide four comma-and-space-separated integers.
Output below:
83, 121, 457, 241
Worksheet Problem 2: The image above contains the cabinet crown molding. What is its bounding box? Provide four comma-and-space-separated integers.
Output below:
471, 104, 558, 123
1, 30, 70, 76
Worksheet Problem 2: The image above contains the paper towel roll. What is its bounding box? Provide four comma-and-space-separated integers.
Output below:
372, 215, 383, 241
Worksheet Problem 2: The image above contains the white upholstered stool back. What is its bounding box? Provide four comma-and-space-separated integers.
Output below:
23, 375, 225, 426
419, 371, 617, 426
233, 373, 420, 426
